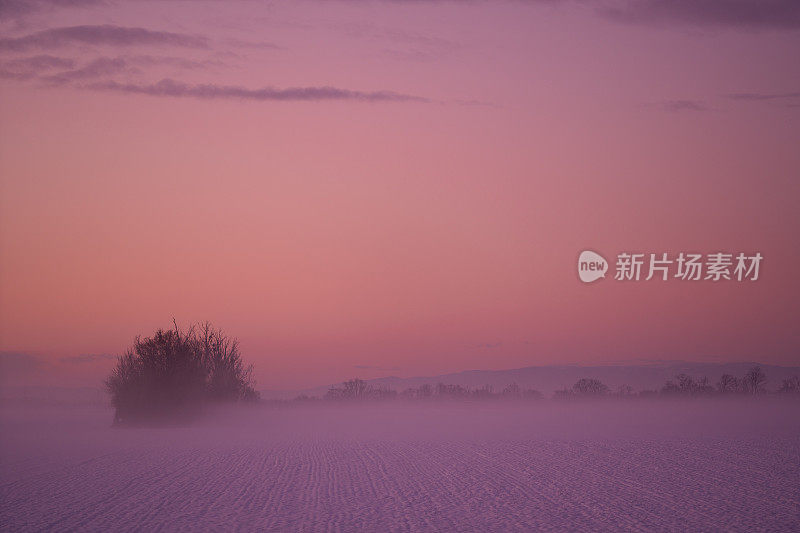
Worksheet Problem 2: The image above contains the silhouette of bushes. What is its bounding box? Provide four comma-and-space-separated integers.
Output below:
554, 378, 610, 399
661, 366, 770, 398
322, 379, 542, 402
106, 321, 259, 425
779, 376, 800, 395
324, 379, 397, 401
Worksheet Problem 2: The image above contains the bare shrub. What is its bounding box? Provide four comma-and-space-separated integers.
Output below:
106, 321, 259, 425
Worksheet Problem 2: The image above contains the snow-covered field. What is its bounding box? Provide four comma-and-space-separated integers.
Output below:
1, 401, 798, 531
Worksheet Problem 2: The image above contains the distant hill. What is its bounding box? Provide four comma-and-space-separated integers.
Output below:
0, 386, 108, 406
263, 361, 800, 399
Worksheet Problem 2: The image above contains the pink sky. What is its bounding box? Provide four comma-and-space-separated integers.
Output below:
1, 1, 799, 390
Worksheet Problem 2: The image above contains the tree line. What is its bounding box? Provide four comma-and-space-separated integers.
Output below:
315, 379, 544, 402
293, 366, 800, 403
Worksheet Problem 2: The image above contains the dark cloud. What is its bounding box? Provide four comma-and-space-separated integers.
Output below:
727, 91, 800, 101
0, 0, 102, 21
661, 99, 708, 112
4, 54, 75, 69
86, 78, 430, 102
222, 38, 281, 50
43, 56, 129, 83
0, 25, 210, 52
0, 54, 74, 79
602, 0, 800, 29
126, 54, 226, 70
1, 54, 221, 82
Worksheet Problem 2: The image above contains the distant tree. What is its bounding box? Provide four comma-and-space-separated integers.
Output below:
326, 378, 372, 400
399, 387, 417, 400
324, 387, 343, 400
323, 379, 398, 401
472, 384, 495, 400
369, 385, 397, 401
572, 378, 609, 397
741, 366, 767, 396
106, 321, 258, 425
501, 382, 522, 399
417, 383, 433, 399
696, 376, 715, 396
293, 394, 319, 402
436, 383, 469, 399
342, 378, 371, 399
553, 387, 572, 400
717, 374, 740, 395
677, 374, 697, 395
616, 384, 635, 398
778, 376, 800, 395
660, 379, 680, 396
660, 374, 712, 397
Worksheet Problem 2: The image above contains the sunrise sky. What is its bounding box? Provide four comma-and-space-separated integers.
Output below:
1, 0, 798, 390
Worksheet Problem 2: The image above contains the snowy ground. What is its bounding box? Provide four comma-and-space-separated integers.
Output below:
1, 401, 798, 531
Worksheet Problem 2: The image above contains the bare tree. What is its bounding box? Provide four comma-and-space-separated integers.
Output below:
472, 384, 495, 400
778, 375, 800, 395
677, 374, 697, 395
741, 366, 767, 396
696, 376, 714, 396
502, 382, 522, 399
717, 374, 739, 395
616, 384, 634, 397
417, 383, 433, 399
326, 378, 376, 401
572, 378, 609, 396
195, 322, 257, 402
660, 379, 680, 396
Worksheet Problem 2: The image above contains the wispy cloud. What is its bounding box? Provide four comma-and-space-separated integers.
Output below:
727, 91, 800, 101
3, 54, 75, 69
0, 25, 210, 52
660, 99, 708, 112
124, 55, 226, 70
602, 0, 800, 30
354, 364, 401, 371
0, 54, 74, 79
221, 38, 281, 51
86, 78, 430, 103
42, 56, 129, 83
0, 53, 225, 83
477, 342, 503, 349
0, 0, 102, 22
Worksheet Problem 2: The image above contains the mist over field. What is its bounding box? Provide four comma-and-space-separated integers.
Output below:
2, 400, 798, 531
